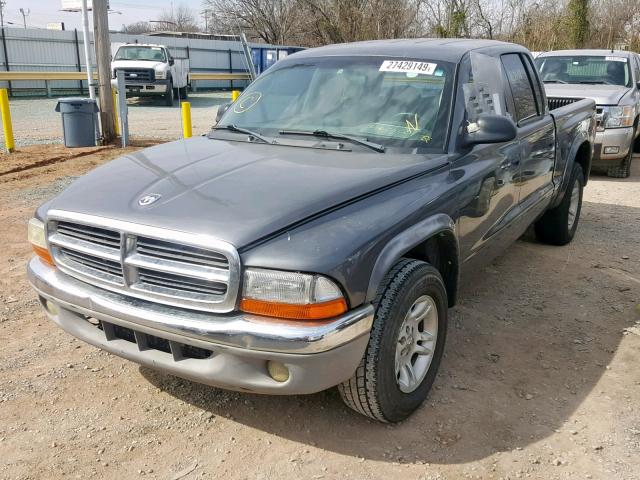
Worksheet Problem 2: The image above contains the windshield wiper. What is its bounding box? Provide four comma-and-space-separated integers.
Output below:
215, 124, 276, 144
279, 129, 385, 153
577, 81, 607, 84
543, 79, 567, 84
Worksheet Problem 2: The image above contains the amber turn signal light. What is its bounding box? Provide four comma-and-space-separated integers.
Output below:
28, 218, 55, 267
32, 244, 55, 266
240, 297, 347, 321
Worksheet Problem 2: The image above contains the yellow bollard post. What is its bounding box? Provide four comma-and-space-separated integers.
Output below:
231, 90, 240, 102
181, 101, 192, 138
0, 88, 15, 153
112, 88, 120, 137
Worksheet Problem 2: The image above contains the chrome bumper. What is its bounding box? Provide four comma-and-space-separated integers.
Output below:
28, 258, 374, 394
594, 126, 634, 162
110, 79, 169, 93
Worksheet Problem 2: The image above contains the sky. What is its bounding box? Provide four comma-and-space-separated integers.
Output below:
0, 0, 204, 31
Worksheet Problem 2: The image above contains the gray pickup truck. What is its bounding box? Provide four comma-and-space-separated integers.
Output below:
27, 39, 596, 422
536, 49, 640, 177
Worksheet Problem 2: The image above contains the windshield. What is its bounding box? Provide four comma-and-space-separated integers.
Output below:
535, 55, 631, 86
216, 56, 454, 152
114, 46, 166, 62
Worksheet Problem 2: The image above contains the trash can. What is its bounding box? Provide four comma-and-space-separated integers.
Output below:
55, 97, 99, 147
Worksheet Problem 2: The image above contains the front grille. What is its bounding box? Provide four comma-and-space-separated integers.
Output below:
59, 247, 124, 283
57, 221, 121, 249
116, 68, 155, 83
101, 320, 214, 360
47, 212, 240, 313
596, 107, 604, 131
137, 237, 229, 269
136, 268, 227, 296
547, 97, 582, 111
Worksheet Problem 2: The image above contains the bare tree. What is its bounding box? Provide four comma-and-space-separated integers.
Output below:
300, 0, 424, 44
199, 0, 640, 50
120, 21, 152, 34
203, 0, 302, 44
156, 3, 200, 32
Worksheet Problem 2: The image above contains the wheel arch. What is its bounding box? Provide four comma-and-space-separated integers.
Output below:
573, 140, 592, 186
553, 136, 592, 210
366, 214, 459, 308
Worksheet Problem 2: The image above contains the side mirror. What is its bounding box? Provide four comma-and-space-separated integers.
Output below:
462, 114, 518, 147
215, 103, 231, 124
636, 81, 640, 90
169, 58, 175, 66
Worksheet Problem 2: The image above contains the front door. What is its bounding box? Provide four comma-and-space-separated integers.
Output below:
456, 52, 523, 263
501, 53, 556, 212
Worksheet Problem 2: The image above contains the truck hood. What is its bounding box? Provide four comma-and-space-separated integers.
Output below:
48, 136, 450, 248
544, 83, 629, 105
111, 60, 165, 70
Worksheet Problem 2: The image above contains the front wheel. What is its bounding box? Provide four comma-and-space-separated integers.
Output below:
534, 162, 584, 245
164, 82, 174, 106
607, 148, 632, 178
338, 259, 448, 423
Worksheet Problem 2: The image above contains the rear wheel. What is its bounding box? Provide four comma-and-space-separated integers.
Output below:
607, 148, 632, 178
179, 86, 188, 99
534, 162, 584, 245
338, 259, 447, 423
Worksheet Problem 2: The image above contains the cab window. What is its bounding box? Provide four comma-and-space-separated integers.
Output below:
501, 53, 538, 123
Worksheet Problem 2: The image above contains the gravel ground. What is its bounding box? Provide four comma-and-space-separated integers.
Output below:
0, 91, 230, 148
0, 145, 639, 480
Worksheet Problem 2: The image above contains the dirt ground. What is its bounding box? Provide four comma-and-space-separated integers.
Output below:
0, 92, 229, 149
0, 144, 639, 480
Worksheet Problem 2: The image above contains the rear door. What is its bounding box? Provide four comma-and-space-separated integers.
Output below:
500, 53, 556, 210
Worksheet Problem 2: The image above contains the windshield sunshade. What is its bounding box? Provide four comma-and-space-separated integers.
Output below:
535, 55, 631, 87
215, 56, 455, 152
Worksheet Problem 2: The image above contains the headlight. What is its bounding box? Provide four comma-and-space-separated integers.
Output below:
604, 105, 634, 128
28, 218, 54, 266
155, 70, 166, 79
240, 268, 347, 320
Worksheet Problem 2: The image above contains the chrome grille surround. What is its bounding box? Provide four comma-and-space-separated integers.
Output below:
46, 210, 241, 313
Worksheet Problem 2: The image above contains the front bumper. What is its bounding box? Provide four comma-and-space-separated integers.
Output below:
28, 258, 373, 394
110, 78, 169, 95
593, 126, 634, 163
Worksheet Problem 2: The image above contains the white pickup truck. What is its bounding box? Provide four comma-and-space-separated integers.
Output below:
111, 43, 189, 106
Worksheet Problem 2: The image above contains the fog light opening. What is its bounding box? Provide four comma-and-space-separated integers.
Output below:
45, 300, 60, 316
267, 361, 290, 383
603, 146, 620, 154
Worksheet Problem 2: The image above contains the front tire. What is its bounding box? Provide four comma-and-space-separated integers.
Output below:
338, 259, 448, 423
607, 148, 632, 178
534, 162, 584, 245
164, 81, 174, 106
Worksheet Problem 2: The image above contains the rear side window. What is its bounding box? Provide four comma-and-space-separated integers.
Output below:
522, 55, 545, 115
501, 53, 538, 122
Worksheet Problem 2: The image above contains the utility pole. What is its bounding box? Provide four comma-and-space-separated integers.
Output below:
81, 0, 95, 101
92, 0, 115, 144
18, 8, 28, 29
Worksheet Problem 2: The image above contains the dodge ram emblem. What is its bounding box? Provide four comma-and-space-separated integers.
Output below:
138, 193, 161, 206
